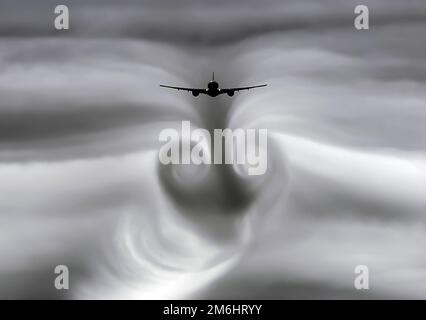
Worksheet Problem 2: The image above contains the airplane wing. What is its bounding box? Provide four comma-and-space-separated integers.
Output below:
160, 85, 206, 96
220, 84, 267, 95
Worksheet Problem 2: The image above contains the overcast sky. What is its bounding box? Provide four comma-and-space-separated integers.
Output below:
0, 0, 426, 299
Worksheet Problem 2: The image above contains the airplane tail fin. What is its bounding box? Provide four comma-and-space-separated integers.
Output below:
212, 72, 215, 81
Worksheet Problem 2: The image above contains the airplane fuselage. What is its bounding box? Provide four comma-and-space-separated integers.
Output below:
207, 80, 220, 97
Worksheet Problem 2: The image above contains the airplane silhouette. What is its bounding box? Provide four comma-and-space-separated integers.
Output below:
160, 73, 267, 97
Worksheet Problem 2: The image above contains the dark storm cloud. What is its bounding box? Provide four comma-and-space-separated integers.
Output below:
1, 0, 426, 45
0, 102, 191, 162
0, 37, 201, 162
0, 103, 180, 143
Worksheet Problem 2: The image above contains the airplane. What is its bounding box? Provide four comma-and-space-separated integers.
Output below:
160, 73, 267, 97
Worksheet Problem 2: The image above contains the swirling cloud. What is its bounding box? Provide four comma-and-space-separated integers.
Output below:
0, 0, 426, 299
